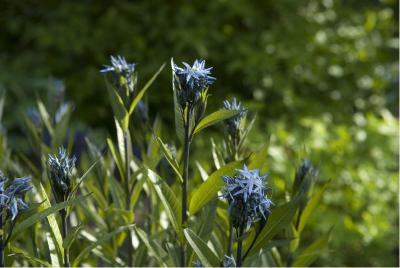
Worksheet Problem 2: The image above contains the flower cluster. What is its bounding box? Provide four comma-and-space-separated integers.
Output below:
173, 59, 215, 107
221, 165, 273, 230
48, 147, 76, 202
0, 174, 32, 221
223, 98, 247, 137
100, 55, 137, 94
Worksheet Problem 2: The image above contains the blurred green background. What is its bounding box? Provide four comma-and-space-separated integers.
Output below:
0, 0, 398, 266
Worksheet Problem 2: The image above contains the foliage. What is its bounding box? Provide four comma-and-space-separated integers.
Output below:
0, 0, 398, 267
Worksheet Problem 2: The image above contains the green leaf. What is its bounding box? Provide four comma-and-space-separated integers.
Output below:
107, 138, 124, 179
11, 194, 91, 241
46, 231, 60, 267
193, 110, 240, 135
69, 159, 99, 200
189, 160, 245, 216
298, 182, 329, 233
135, 227, 173, 267
171, 58, 185, 143
146, 168, 183, 242
63, 224, 83, 250
128, 63, 165, 115
105, 80, 129, 130
184, 228, 220, 267
10, 246, 51, 267
156, 137, 183, 183
73, 224, 135, 266
37, 100, 54, 136
292, 230, 332, 267
38, 183, 64, 261
244, 198, 299, 258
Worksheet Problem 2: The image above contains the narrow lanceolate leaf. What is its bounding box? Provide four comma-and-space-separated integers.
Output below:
10, 246, 51, 267
298, 182, 329, 233
69, 159, 99, 200
135, 227, 173, 267
184, 228, 220, 267
11, 194, 91, 241
38, 183, 64, 260
292, 229, 332, 267
73, 224, 135, 266
193, 110, 240, 135
46, 232, 60, 267
244, 198, 299, 258
105, 79, 129, 130
156, 137, 183, 183
128, 63, 166, 115
189, 160, 245, 216
171, 58, 184, 143
146, 168, 183, 242
63, 224, 83, 250
37, 100, 54, 136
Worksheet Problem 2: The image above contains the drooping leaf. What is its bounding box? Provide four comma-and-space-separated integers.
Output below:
189, 160, 245, 216
184, 228, 220, 267
193, 110, 240, 136
11, 194, 91, 241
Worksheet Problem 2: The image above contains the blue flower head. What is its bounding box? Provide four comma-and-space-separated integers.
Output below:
0, 174, 32, 221
223, 255, 236, 267
100, 55, 137, 94
221, 165, 273, 230
48, 147, 76, 202
173, 59, 216, 106
223, 98, 247, 135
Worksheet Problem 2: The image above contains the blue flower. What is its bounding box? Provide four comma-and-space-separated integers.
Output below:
221, 165, 273, 230
173, 59, 216, 106
100, 55, 136, 93
48, 147, 76, 202
223, 98, 247, 135
0, 175, 32, 221
100, 55, 136, 75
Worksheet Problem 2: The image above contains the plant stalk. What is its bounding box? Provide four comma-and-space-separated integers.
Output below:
227, 219, 234, 257
236, 223, 244, 267
181, 112, 191, 267
60, 209, 70, 267
0, 211, 3, 267
124, 131, 134, 267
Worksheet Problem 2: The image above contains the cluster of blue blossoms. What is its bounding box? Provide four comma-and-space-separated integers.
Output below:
221, 165, 273, 230
0, 175, 32, 221
48, 147, 76, 202
173, 59, 216, 107
100, 55, 137, 94
222, 98, 247, 137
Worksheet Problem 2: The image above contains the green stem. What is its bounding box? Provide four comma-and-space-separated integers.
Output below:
124, 131, 134, 267
60, 209, 70, 267
181, 112, 191, 267
236, 224, 244, 267
227, 219, 234, 257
